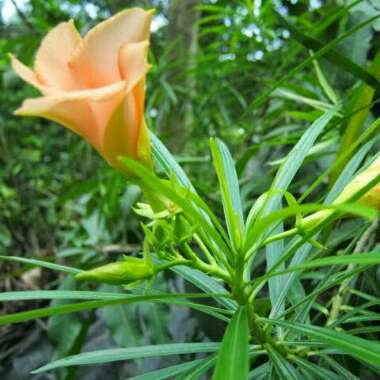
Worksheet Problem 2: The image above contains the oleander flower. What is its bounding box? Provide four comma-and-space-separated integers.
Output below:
11, 8, 153, 172
301, 156, 380, 231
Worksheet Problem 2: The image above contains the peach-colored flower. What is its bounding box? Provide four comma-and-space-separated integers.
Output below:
11, 8, 153, 172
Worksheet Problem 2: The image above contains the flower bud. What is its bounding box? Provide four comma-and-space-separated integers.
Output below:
300, 156, 380, 231
173, 216, 196, 243
335, 156, 380, 210
76, 256, 154, 285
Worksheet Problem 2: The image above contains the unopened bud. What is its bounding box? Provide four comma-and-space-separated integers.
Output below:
335, 156, 380, 210
173, 216, 196, 242
301, 156, 380, 231
76, 256, 154, 285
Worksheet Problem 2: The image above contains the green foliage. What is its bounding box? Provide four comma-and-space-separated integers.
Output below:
2, 0, 380, 379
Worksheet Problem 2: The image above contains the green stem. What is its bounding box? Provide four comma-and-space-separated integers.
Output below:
154, 259, 192, 274
182, 243, 231, 283
194, 233, 217, 265
260, 228, 298, 247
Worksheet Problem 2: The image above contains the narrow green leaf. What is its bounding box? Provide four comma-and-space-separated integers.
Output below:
212, 306, 249, 380
269, 105, 340, 211
248, 362, 270, 379
244, 107, 341, 313
151, 132, 193, 189
0, 255, 80, 274
151, 133, 232, 256
266, 344, 300, 380
100, 286, 140, 348
242, 14, 377, 114
331, 49, 380, 183
245, 105, 339, 248
179, 355, 216, 380
0, 292, 229, 326
172, 265, 237, 310
252, 202, 376, 241
277, 13, 380, 90
321, 354, 359, 380
291, 251, 380, 271
312, 57, 339, 105
292, 356, 341, 380
120, 157, 232, 263
0, 290, 130, 302
269, 137, 379, 318
254, 251, 380, 283
273, 87, 335, 112
33, 343, 220, 373
326, 140, 375, 204
127, 358, 208, 380
210, 138, 244, 251
267, 224, 285, 336
47, 276, 89, 380
264, 319, 380, 368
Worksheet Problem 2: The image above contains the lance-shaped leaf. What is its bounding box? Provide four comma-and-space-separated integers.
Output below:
212, 306, 249, 380
210, 137, 244, 252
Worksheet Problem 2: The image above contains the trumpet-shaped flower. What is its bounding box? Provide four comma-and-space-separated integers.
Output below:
11, 8, 153, 172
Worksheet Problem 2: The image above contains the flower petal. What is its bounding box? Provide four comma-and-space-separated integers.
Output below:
10, 54, 51, 95
118, 40, 151, 91
34, 20, 81, 91
14, 81, 126, 149
15, 97, 99, 147
102, 87, 151, 172
119, 41, 150, 144
69, 8, 153, 88
102, 92, 138, 166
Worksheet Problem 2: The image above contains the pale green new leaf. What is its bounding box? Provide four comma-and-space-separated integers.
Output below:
210, 137, 244, 251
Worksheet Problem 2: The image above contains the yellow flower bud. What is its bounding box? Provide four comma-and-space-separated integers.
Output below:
76, 256, 154, 285
301, 156, 380, 231
335, 156, 380, 210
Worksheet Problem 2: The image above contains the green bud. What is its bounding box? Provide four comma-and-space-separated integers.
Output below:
173, 216, 196, 242
152, 221, 174, 248
76, 256, 154, 285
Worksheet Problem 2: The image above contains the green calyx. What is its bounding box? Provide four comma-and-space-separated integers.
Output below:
76, 256, 154, 285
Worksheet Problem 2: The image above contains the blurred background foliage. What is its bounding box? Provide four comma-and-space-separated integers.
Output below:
1, 0, 380, 378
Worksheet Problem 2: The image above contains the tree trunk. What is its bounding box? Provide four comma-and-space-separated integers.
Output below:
162, 0, 200, 152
